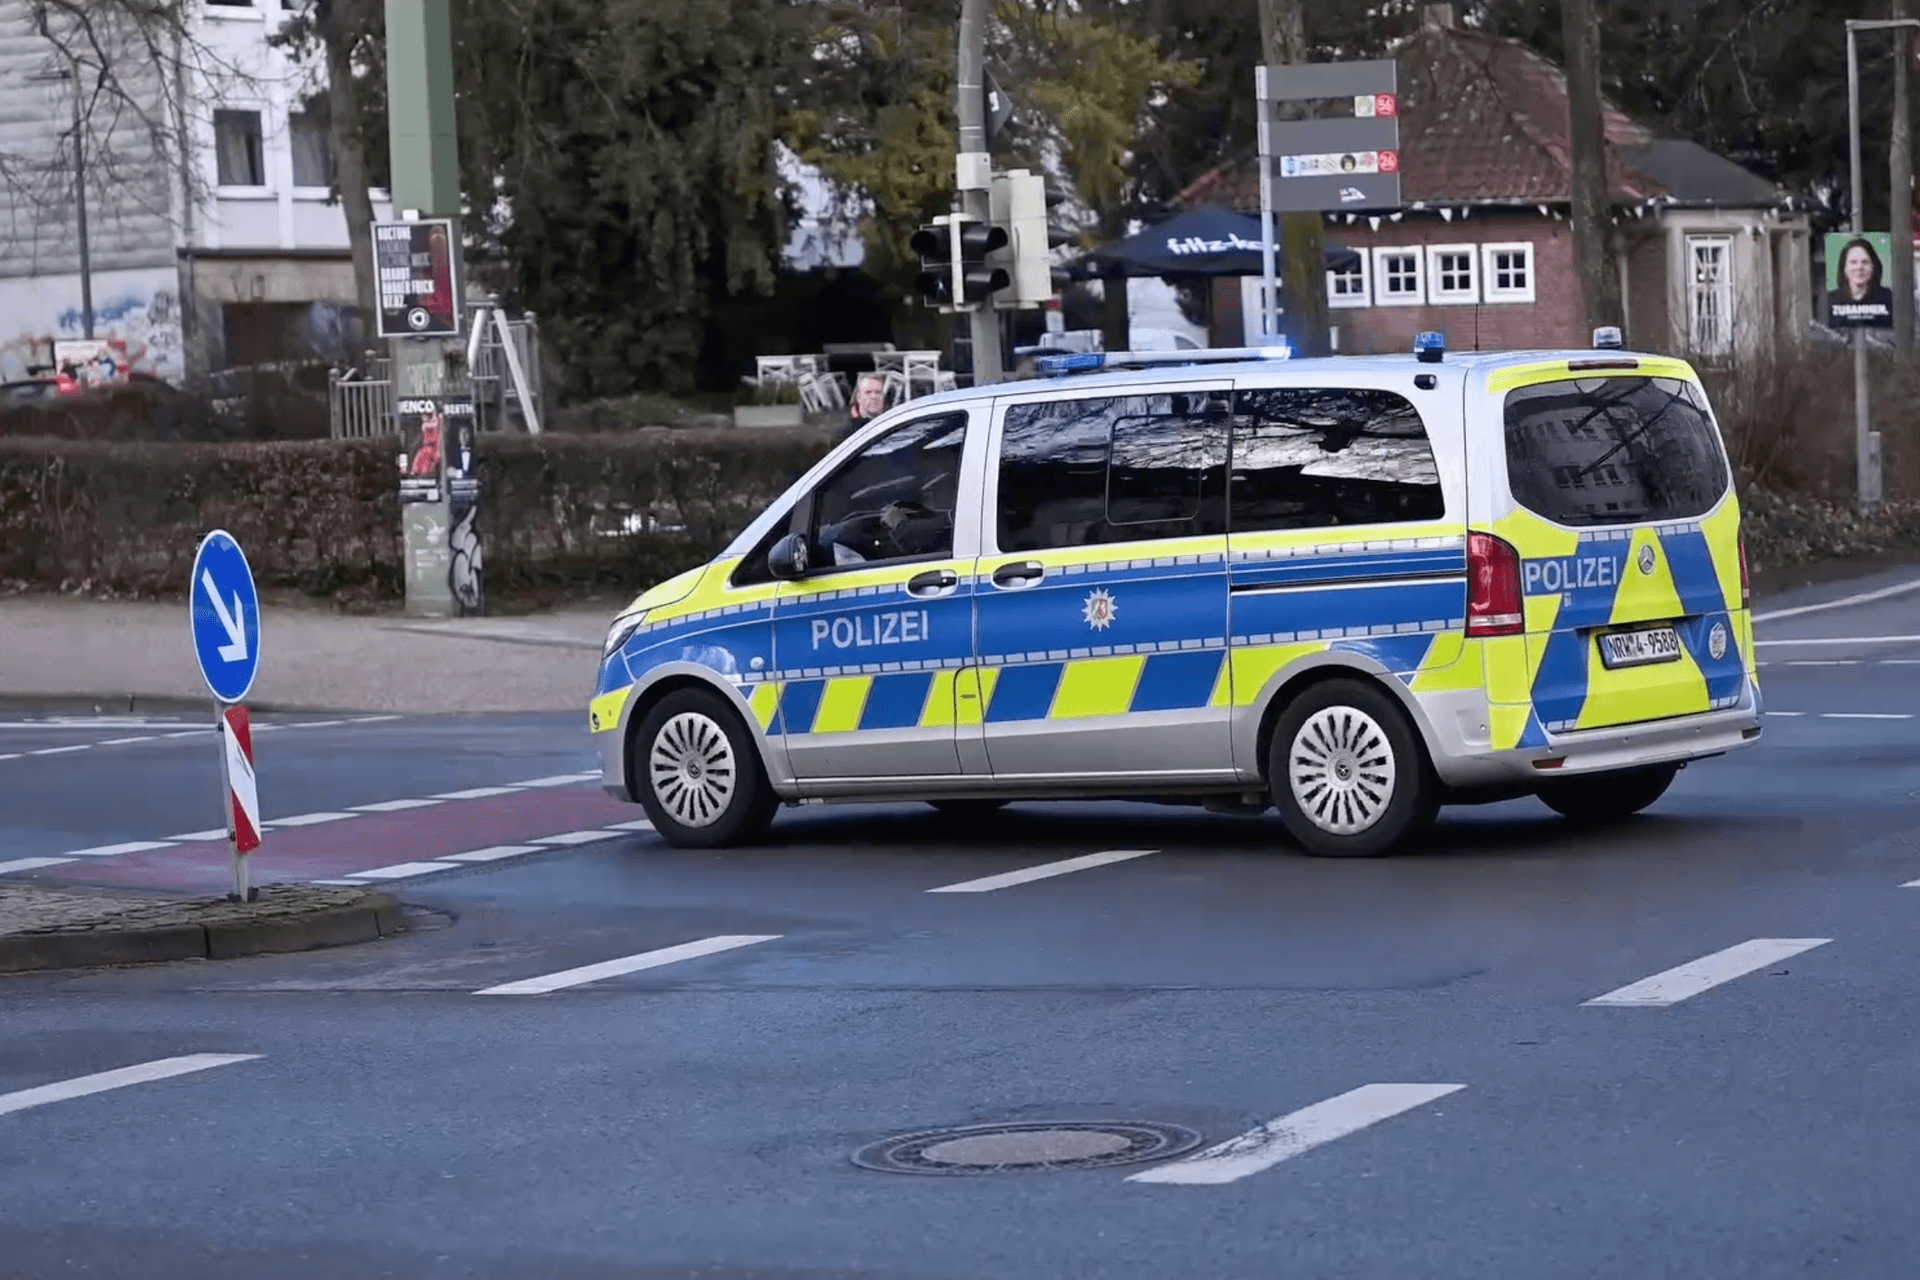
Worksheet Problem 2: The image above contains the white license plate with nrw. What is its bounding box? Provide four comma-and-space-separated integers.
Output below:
1599, 626, 1682, 669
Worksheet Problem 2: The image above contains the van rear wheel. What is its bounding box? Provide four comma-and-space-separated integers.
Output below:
1267, 679, 1436, 858
1536, 765, 1678, 824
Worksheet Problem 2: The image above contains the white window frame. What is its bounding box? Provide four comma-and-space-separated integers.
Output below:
1426, 243, 1480, 305
1685, 234, 1735, 358
1481, 242, 1536, 304
288, 109, 335, 200
211, 105, 275, 199
1371, 247, 1425, 307
1327, 252, 1371, 308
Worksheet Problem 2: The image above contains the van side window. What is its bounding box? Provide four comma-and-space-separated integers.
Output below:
996, 394, 1228, 552
1229, 388, 1445, 532
809, 412, 968, 569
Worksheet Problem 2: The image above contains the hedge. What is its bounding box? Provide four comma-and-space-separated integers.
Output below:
4, 426, 1918, 603
0, 428, 835, 601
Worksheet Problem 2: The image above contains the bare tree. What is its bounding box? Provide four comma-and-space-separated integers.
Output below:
1255, 0, 1330, 357
1561, 0, 1622, 334
0, 0, 257, 259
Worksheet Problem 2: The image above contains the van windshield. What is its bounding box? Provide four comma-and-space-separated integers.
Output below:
1503, 375, 1729, 528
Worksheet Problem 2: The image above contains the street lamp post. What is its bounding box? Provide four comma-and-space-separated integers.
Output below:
1844, 17, 1920, 513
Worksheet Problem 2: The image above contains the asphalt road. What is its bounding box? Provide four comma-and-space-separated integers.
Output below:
3, 571, 1919, 1279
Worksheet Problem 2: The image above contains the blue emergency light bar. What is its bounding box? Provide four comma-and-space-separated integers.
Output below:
1413, 332, 1445, 363
1034, 345, 1293, 377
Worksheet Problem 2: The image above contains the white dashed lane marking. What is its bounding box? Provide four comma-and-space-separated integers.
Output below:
0, 716, 410, 763
925, 849, 1160, 894
474, 935, 781, 996
1583, 939, 1831, 1008
1128, 1084, 1466, 1186
0, 1055, 261, 1120
1765, 711, 1913, 720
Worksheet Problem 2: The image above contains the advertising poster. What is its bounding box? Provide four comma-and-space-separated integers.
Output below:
374, 218, 462, 338
441, 395, 485, 614
1825, 232, 1895, 328
397, 394, 445, 505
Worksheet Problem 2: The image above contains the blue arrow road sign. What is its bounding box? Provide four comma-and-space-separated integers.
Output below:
190, 529, 261, 704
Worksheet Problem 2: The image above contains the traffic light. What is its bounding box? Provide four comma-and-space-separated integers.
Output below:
990, 169, 1061, 309
910, 218, 955, 308
956, 217, 1010, 305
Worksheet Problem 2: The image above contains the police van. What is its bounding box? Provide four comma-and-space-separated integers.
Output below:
589, 332, 1760, 857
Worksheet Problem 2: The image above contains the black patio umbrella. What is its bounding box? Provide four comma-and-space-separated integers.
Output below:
1066, 205, 1360, 280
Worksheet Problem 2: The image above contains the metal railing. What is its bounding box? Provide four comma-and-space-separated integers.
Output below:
327, 313, 543, 440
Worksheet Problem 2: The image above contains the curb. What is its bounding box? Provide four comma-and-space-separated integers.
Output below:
0, 893, 409, 975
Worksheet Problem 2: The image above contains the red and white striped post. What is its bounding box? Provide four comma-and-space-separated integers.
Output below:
219, 704, 262, 900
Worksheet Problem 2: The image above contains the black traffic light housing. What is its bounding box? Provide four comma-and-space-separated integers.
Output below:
910, 220, 954, 307
957, 221, 1010, 304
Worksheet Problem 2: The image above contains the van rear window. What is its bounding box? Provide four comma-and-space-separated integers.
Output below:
1503, 376, 1729, 527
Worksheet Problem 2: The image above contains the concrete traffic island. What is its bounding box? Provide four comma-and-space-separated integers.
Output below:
0, 883, 409, 974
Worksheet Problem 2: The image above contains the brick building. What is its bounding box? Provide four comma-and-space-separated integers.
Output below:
1180, 3, 1815, 362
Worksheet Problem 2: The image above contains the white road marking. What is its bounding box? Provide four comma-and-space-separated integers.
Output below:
1754, 635, 1920, 647
431, 786, 523, 800
344, 861, 464, 880
162, 731, 206, 739
1784, 660, 1854, 667
96, 736, 159, 746
442, 844, 547, 863
0, 857, 78, 874
266, 811, 357, 827
1903, 879, 1920, 889
0, 721, 188, 730
349, 798, 444, 813
1820, 712, 1913, 720
0, 753, 17, 761
287, 720, 346, 729
60, 840, 175, 858
1584, 939, 1831, 1008
0, 1054, 261, 1119
528, 830, 619, 846
29, 745, 89, 756
603, 819, 655, 832
1754, 577, 1920, 622
475, 935, 781, 996
348, 715, 403, 723
166, 829, 230, 843
1127, 1084, 1466, 1186
509, 772, 600, 788
1764, 711, 1805, 717
925, 849, 1159, 894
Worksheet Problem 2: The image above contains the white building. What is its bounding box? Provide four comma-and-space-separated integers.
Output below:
0, 0, 388, 384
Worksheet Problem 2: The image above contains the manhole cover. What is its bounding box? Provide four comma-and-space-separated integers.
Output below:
851, 1121, 1202, 1175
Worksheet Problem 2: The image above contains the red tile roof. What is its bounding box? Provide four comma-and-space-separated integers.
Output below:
1179, 18, 1784, 211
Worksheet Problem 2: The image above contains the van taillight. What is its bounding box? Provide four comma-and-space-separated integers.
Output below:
1738, 538, 1750, 608
1467, 532, 1525, 637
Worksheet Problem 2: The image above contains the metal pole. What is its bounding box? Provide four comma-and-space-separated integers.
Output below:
69, 68, 92, 340
1256, 66, 1278, 343
1848, 26, 1875, 512
956, 0, 1003, 384
1892, 0, 1913, 352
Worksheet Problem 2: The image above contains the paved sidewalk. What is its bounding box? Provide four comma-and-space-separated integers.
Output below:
0, 597, 615, 714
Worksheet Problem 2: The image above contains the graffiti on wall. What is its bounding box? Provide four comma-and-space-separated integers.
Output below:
0, 285, 183, 384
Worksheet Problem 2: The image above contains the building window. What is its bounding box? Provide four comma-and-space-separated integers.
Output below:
1482, 242, 1535, 303
214, 109, 266, 187
1426, 244, 1479, 304
290, 111, 335, 189
1371, 248, 1424, 306
1231, 388, 1446, 531
1687, 234, 1734, 357
1327, 253, 1370, 308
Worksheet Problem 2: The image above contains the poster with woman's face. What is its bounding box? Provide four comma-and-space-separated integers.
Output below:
1824, 231, 1896, 328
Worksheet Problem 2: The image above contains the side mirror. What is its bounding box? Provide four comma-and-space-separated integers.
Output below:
768, 532, 812, 580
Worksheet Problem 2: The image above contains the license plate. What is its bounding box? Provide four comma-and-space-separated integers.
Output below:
1598, 626, 1682, 669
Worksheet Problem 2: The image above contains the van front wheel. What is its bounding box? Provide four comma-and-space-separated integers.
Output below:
1268, 679, 1435, 858
1536, 765, 1678, 824
632, 688, 778, 849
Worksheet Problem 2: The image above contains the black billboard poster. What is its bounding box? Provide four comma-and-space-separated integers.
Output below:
375, 218, 462, 339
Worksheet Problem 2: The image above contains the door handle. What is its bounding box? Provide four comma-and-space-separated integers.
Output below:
907, 568, 959, 596
992, 560, 1046, 587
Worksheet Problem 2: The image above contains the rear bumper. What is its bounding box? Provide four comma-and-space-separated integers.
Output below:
1430, 676, 1762, 788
